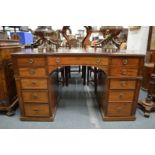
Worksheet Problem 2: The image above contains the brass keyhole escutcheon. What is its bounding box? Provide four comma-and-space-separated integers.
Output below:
122, 59, 128, 65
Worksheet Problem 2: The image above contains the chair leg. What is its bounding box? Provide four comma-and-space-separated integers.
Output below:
94, 67, 97, 94
87, 66, 91, 85
61, 69, 65, 86
82, 66, 86, 85
65, 66, 69, 86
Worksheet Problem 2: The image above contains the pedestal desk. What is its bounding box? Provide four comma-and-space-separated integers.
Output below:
12, 48, 144, 121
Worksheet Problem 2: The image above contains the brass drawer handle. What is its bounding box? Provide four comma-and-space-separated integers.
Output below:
31, 94, 38, 99
56, 57, 60, 64
33, 109, 39, 112
31, 80, 37, 85
29, 69, 35, 75
96, 58, 101, 65
121, 69, 127, 75
120, 81, 127, 87
28, 59, 34, 64
122, 59, 128, 65
116, 107, 123, 112
119, 93, 124, 99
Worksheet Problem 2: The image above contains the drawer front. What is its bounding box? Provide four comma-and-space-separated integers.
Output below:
110, 68, 138, 76
17, 57, 46, 66
111, 58, 139, 66
24, 103, 49, 117
108, 90, 134, 102
19, 68, 46, 77
21, 79, 48, 89
22, 91, 48, 103
48, 57, 109, 66
110, 80, 136, 89
107, 102, 132, 116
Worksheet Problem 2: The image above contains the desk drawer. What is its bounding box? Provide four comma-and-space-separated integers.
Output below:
21, 79, 48, 89
110, 80, 136, 89
24, 103, 49, 117
22, 90, 48, 103
108, 90, 134, 102
48, 57, 109, 66
107, 102, 132, 116
111, 58, 139, 66
110, 68, 138, 76
17, 57, 46, 66
19, 67, 46, 77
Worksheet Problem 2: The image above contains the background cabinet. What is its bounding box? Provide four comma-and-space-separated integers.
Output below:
0, 39, 21, 115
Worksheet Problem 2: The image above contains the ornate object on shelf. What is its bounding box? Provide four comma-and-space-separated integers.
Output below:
96, 26, 123, 51
0, 39, 21, 115
32, 26, 60, 51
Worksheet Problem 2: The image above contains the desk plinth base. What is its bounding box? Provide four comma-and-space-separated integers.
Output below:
20, 116, 54, 122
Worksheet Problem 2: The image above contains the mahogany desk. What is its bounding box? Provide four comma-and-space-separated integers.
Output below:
12, 48, 144, 121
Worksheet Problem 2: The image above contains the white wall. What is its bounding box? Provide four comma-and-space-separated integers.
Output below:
127, 26, 149, 54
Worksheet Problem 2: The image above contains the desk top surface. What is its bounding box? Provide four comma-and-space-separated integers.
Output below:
12, 48, 145, 57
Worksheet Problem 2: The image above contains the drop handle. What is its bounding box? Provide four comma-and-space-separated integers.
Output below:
122, 59, 128, 65
56, 57, 60, 64
31, 95, 38, 99
120, 81, 127, 87
121, 69, 127, 75
28, 59, 34, 64
33, 109, 39, 112
117, 107, 123, 112
31, 80, 37, 85
119, 93, 124, 99
29, 69, 35, 75
96, 58, 101, 65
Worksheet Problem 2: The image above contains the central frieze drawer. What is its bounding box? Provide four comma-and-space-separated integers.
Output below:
108, 90, 135, 102
111, 58, 139, 66
22, 90, 48, 103
110, 80, 136, 89
24, 103, 49, 117
17, 57, 46, 66
19, 67, 46, 77
21, 79, 48, 89
107, 102, 132, 116
110, 68, 138, 76
48, 57, 109, 66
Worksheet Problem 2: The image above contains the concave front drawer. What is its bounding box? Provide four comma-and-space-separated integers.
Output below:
48, 57, 109, 66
